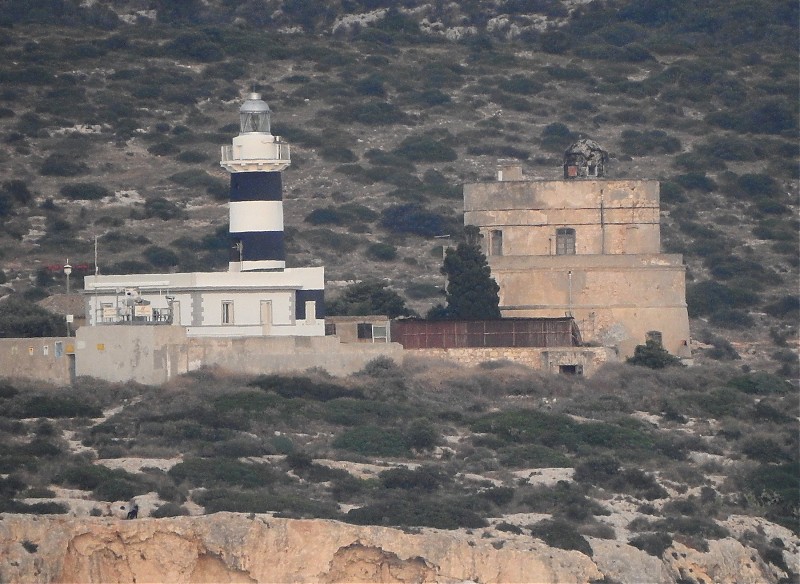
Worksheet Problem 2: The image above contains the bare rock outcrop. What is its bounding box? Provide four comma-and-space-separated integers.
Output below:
0, 512, 783, 583
0, 513, 603, 583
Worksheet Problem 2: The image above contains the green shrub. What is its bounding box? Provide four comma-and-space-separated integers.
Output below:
627, 340, 684, 369
302, 228, 364, 253
327, 281, 413, 318
393, 134, 458, 163
498, 445, 571, 468
380, 204, 459, 237
318, 146, 357, 163
709, 308, 755, 329
673, 172, 716, 192
529, 519, 593, 557
380, 466, 443, 491
13, 396, 101, 418
144, 197, 183, 220
620, 130, 681, 155
686, 281, 759, 317
365, 242, 397, 261
333, 426, 410, 457
147, 142, 179, 156
143, 246, 179, 268
195, 488, 340, 518
249, 375, 364, 401
404, 419, 440, 451
629, 532, 673, 557
169, 458, 280, 489
764, 295, 799, 317
60, 183, 111, 201
345, 495, 487, 529
0, 296, 64, 337
40, 153, 88, 177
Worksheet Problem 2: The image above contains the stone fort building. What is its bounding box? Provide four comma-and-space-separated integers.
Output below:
464, 140, 692, 360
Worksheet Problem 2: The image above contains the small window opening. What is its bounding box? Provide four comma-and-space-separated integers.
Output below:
646, 330, 663, 346
556, 228, 576, 255
559, 364, 583, 375
221, 301, 234, 325
357, 323, 373, 340
325, 323, 337, 336
490, 230, 503, 256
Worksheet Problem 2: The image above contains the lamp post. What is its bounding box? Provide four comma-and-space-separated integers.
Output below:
63, 260, 72, 295
434, 235, 451, 291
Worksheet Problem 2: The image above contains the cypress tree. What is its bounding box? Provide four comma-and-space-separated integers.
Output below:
441, 226, 501, 319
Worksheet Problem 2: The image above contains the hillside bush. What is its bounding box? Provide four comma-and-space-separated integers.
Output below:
620, 130, 681, 155
365, 242, 397, 261
709, 308, 755, 329
627, 340, 683, 369
40, 153, 89, 177
302, 228, 363, 253
59, 183, 111, 201
629, 532, 673, 557
326, 281, 413, 318
143, 246, 179, 268
686, 281, 759, 317
529, 519, 593, 557
380, 204, 459, 237
345, 495, 487, 529
379, 466, 443, 491
144, 197, 183, 220
393, 134, 458, 163
0, 295, 64, 337
249, 375, 364, 401
169, 458, 280, 489
333, 426, 410, 457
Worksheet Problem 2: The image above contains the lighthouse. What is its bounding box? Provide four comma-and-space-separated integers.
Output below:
84, 92, 325, 339
220, 93, 291, 272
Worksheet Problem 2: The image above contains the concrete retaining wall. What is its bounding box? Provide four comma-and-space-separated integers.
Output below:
408, 346, 615, 376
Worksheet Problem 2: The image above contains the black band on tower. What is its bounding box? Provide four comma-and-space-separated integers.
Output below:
230, 172, 282, 202
229, 232, 285, 263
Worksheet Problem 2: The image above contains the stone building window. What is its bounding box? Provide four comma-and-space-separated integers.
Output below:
221, 301, 234, 325
325, 323, 337, 336
357, 323, 373, 340
490, 230, 503, 256
646, 330, 663, 346
556, 228, 576, 255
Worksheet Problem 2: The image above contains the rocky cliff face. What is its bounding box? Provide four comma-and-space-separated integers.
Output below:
0, 513, 781, 584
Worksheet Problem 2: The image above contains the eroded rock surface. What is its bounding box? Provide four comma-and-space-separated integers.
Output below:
0, 512, 782, 584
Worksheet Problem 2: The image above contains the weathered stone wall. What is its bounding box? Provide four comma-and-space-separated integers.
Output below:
409, 346, 615, 376
463, 176, 691, 360
464, 179, 661, 256
0, 337, 74, 384
493, 254, 691, 359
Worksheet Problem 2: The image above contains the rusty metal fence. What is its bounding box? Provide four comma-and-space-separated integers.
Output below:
391, 318, 581, 349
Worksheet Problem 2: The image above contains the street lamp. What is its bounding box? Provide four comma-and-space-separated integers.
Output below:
434, 235, 451, 291
63, 260, 72, 295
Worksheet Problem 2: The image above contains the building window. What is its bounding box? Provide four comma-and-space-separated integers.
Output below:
357, 323, 373, 340
556, 228, 576, 255
372, 325, 388, 343
646, 330, 663, 346
490, 230, 503, 256
325, 323, 337, 336
42, 345, 49, 356
559, 364, 583, 375
221, 301, 234, 325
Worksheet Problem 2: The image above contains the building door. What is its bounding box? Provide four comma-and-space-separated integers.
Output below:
171, 301, 181, 325
260, 300, 272, 335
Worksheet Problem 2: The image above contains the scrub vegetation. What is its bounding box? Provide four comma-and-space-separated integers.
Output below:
0, 357, 796, 577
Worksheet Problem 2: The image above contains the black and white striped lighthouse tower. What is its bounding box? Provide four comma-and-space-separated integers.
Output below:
220, 93, 291, 272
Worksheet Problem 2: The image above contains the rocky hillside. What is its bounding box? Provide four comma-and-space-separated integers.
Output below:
0, 359, 797, 582
0, 0, 796, 372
